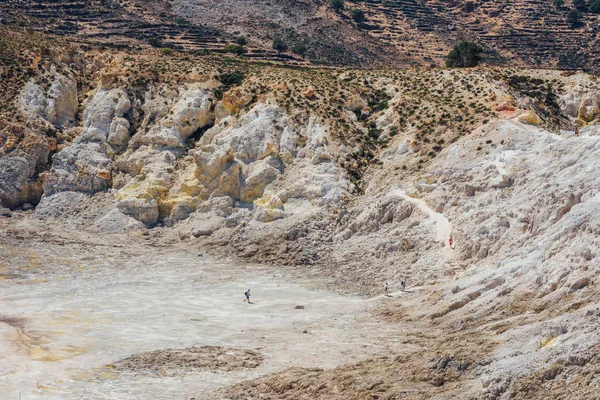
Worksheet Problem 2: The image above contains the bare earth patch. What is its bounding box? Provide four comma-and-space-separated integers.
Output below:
112, 346, 263, 376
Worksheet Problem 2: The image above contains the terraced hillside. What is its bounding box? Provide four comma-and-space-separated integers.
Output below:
1, 0, 599, 69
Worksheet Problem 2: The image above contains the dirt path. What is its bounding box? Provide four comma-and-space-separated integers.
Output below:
0, 234, 390, 400
392, 189, 452, 244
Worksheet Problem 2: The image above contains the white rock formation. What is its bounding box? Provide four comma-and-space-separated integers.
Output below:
80, 88, 131, 146
141, 86, 214, 148
19, 69, 78, 128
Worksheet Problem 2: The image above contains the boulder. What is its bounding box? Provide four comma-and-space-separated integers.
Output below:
95, 208, 145, 233
254, 206, 286, 222
302, 87, 316, 99
578, 99, 599, 122
117, 198, 160, 226
569, 277, 590, 292
518, 110, 541, 126
191, 227, 213, 237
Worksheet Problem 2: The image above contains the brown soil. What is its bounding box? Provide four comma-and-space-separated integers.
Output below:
112, 346, 263, 376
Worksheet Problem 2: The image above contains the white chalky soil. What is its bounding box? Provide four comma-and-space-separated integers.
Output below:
0, 242, 386, 400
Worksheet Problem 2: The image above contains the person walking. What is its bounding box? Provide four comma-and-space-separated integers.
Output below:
400, 280, 406, 292
384, 282, 389, 296
244, 289, 251, 303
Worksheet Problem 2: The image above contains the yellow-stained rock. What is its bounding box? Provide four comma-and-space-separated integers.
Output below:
222, 87, 253, 114
115, 179, 170, 202
518, 110, 541, 126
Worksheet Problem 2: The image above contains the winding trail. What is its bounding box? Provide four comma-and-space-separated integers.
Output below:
391, 189, 452, 244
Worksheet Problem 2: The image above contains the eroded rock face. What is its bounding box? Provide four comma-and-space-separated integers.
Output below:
80, 88, 131, 146
19, 69, 78, 128
43, 142, 112, 195
141, 86, 214, 148
0, 131, 52, 208
558, 80, 600, 124
1, 70, 78, 208
194, 103, 284, 202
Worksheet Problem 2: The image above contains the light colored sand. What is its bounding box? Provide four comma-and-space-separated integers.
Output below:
0, 242, 387, 400
392, 189, 452, 244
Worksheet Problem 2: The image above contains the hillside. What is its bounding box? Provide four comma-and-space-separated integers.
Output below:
1, 16, 600, 400
1, 0, 600, 70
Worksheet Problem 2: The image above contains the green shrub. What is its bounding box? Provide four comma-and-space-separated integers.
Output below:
350, 9, 366, 22
567, 8, 581, 26
160, 48, 174, 56
591, 0, 600, 13
223, 43, 247, 55
462, 1, 476, 12
292, 43, 308, 58
272, 37, 288, 55
214, 71, 246, 99
147, 37, 164, 48
330, 0, 344, 11
236, 36, 247, 46
445, 41, 483, 68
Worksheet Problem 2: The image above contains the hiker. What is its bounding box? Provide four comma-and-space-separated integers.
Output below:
400, 280, 406, 292
448, 236, 454, 248
384, 282, 389, 296
575, 126, 580, 137
244, 289, 251, 303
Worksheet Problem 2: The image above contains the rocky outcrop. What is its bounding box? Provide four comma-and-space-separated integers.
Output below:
140, 86, 214, 148
558, 80, 600, 125
19, 69, 78, 129
110, 99, 349, 226
80, 88, 131, 147
0, 128, 52, 208
42, 87, 133, 196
